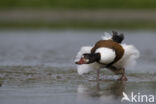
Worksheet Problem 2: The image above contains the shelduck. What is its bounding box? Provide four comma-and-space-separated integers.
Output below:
75, 31, 140, 81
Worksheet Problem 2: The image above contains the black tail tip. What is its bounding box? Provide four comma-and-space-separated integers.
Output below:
112, 31, 124, 43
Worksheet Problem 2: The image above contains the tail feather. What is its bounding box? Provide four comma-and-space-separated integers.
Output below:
112, 31, 124, 43
102, 31, 124, 43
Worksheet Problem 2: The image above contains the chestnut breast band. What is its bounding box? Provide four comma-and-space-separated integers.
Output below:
91, 40, 124, 67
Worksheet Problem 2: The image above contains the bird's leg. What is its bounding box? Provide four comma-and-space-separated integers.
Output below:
96, 69, 100, 81
118, 68, 128, 81
107, 66, 127, 81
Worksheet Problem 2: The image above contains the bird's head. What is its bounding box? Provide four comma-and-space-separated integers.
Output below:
75, 53, 100, 65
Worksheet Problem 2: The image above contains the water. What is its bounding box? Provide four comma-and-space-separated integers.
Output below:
0, 29, 156, 104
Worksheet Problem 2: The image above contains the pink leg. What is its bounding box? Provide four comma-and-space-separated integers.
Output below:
96, 69, 100, 81
117, 68, 128, 81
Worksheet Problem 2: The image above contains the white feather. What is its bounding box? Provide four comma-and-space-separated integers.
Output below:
75, 46, 92, 62
77, 62, 102, 75
114, 44, 140, 69
95, 48, 116, 64
101, 32, 112, 40
75, 46, 102, 75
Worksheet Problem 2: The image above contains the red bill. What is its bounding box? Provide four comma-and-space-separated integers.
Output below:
75, 57, 86, 65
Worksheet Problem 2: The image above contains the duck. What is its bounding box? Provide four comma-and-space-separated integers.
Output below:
75, 31, 140, 81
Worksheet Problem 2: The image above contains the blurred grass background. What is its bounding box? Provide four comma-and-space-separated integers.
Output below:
0, 0, 156, 9
0, 0, 156, 29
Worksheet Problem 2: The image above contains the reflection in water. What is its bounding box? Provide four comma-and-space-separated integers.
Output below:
0, 82, 2, 87
108, 81, 126, 99
77, 81, 126, 103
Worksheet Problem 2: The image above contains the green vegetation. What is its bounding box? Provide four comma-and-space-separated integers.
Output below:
0, 0, 156, 9
0, 0, 156, 29
0, 20, 156, 29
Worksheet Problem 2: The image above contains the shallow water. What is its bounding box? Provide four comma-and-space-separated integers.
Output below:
0, 29, 156, 104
